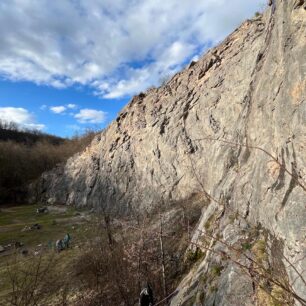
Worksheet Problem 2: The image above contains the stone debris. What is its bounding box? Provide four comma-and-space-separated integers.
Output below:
21, 223, 41, 232
36, 207, 48, 214
14, 241, 24, 248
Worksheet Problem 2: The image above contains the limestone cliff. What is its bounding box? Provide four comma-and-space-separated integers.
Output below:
32, 0, 306, 304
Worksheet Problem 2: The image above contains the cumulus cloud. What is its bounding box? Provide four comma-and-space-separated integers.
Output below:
102, 41, 196, 99
46, 104, 78, 114
50, 106, 66, 114
67, 104, 77, 109
75, 109, 107, 124
0, 0, 266, 98
0, 107, 45, 130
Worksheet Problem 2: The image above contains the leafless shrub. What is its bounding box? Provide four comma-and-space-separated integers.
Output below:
3, 252, 63, 306
71, 208, 193, 306
0, 126, 97, 204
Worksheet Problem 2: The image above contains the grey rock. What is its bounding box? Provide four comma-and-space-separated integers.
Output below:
30, 0, 306, 304
14, 241, 23, 248
36, 207, 48, 214
31, 223, 41, 230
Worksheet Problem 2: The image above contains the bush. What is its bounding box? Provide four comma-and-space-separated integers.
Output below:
186, 247, 204, 264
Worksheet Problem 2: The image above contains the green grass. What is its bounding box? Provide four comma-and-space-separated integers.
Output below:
0, 204, 78, 246
0, 204, 76, 226
241, 242, 252, 251
252, 239, 268, 263
0, 203, 90, 267
211, 264, 223, 278
0, 204, 91, 302
186, 247, 204, 264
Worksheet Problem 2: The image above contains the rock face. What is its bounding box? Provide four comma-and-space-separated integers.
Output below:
32, 0, 306, 304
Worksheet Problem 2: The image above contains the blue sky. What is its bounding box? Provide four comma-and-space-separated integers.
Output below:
0, 0, 266, 138
0, 80, 129, 137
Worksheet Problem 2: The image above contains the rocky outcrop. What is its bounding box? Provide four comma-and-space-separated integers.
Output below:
31, 0, 306, 304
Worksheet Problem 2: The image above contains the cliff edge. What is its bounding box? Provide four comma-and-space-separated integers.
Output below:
31, 0, 306, 304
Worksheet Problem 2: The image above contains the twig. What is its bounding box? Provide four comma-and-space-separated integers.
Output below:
193, 136, 306, 192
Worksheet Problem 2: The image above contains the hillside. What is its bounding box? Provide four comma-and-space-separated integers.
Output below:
0, 125, 96, 204
31, 0, 306, 305
0, 123, 64, 146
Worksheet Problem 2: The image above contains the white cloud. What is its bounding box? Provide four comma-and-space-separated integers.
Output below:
67, 104, 77, 109
102, 41, 196, 98
0, 107, 45, 130
75, 109, 107, 124
50, 105, 67, 114
0, 0, 266, 98
44, 104, 77, 114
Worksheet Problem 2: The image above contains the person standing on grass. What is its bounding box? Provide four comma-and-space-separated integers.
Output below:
56, 239, 64, 252
63, 233, 71, 248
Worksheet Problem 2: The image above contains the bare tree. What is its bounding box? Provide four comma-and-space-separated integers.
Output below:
3, 253, 62, 306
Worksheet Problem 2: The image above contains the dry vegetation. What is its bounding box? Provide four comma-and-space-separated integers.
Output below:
1, 200, 305, 306
69, 202, 202, 306
0, 197, 203, 306
0, 120, 97, 204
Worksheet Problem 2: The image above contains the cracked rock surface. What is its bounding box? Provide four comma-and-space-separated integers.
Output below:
31, 0, 306, 304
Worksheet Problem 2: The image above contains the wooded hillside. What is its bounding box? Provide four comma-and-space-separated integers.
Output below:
0, 121, 97, 204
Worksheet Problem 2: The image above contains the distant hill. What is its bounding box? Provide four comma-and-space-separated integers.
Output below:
0, 121, 98, 204
0, 120, 64, 146
0, 128, 64, 146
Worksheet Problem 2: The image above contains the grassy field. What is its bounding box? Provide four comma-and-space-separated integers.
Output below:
0, 204, 86, 251
0, 204, 92, 303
